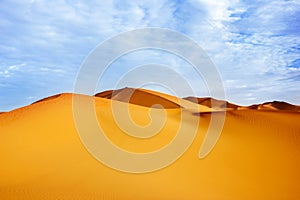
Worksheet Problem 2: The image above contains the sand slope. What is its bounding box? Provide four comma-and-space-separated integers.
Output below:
0, 89, 300, 199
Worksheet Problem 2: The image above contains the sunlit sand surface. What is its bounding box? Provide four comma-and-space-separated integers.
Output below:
0, 88, 299, 199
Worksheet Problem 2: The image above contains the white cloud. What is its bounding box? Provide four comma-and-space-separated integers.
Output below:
0, 0, 299, 110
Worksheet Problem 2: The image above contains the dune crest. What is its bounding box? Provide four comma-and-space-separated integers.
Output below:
247, 101, 300, 111
96, 87, 181, 109
184, 96, 239, 110
184, 96, 300, 112
31, 94, 63, 104
96, 88, 213, 112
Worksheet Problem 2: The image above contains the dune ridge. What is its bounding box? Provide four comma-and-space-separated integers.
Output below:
184, 97, 239, 110
95, 87, 212, 112
184, 96, 300, 112
247, 101, 300, 111
0, 88, 299, 199
3, 87, 299, 113
96, 87, 181, 109
31, 94, 63, 105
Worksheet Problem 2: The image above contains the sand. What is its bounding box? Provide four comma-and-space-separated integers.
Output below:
184, 96, 239, 110
0, 88, 299, 199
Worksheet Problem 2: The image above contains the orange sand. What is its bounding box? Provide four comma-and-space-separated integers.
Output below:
0, 88, 299, 199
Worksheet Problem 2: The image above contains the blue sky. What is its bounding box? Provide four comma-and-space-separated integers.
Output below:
0, 0, 299, 111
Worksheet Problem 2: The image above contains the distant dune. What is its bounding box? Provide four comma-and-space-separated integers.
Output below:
184, 96, 239, 110
0, 88, 299, 199
184, 96, 300, 112
247, 101, 300, 111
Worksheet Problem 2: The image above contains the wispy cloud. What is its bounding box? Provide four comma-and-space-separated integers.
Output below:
0, 0, 299, 110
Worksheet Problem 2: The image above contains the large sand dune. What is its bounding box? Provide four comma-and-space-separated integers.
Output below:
0, 88, 299, 199
96, 87, 211, 112
96, 87, 181, 108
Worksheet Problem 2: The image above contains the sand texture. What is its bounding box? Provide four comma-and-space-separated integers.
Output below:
0, 88, 299, 199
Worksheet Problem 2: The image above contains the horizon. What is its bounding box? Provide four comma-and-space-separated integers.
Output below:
1, 86, 299, 112
1, 0, 299, 111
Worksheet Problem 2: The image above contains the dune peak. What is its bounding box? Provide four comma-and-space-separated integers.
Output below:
95, 87, 182, 109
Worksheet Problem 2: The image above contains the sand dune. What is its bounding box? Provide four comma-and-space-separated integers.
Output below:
184, 97, 239, 110
185, 97, 300, 112
31, 94, 63, 104
0, 89, 300, 199
96, 87, 181, 108
96, 87, 212, 112
247, 101, 300, 112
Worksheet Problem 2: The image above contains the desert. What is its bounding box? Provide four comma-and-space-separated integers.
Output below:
0, 88, 299, 199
